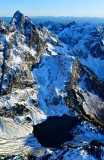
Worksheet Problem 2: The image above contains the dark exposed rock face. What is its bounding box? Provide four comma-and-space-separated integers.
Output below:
0, 11, 48, 95
66, 58, 104, 127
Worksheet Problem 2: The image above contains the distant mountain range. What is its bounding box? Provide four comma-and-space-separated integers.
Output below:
1, 16, 104, 24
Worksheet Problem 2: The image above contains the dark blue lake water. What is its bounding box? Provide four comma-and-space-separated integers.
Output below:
33, 114, 81, 148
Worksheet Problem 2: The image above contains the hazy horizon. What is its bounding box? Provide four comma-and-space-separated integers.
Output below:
1, 15, 104, 25
1, 14, 104, 19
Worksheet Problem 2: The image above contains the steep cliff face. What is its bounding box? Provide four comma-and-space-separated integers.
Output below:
0, 11, 48, 129
0, 11, 104, 159
66, 58, 104, 127
1, 11, 46, 95
0, 11, 52, 157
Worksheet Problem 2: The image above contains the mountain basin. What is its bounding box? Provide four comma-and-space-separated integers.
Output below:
33, 114, 81, 148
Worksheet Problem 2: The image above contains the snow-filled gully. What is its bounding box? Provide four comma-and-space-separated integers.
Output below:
32, 52, 74, 118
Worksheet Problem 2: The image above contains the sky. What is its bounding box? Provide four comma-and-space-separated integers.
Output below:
0, 0, 104, 17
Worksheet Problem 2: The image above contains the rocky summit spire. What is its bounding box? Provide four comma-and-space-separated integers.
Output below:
12, 10, 24, 22
10, 10, 24, 31
10, 10, 35, 33
14, 10, 22, 15
12, 10, 33, 24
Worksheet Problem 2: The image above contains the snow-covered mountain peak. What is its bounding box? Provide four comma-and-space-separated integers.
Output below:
11, 10, 24, 27
10, 10, 35, 36
13, 10, 23, 18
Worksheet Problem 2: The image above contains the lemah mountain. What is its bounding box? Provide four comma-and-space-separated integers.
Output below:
0, 11, 104, 160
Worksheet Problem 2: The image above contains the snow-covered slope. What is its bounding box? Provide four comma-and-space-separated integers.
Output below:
58, 23, 104, 80
32, 43, 74, 117
0, 11, 104, 160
